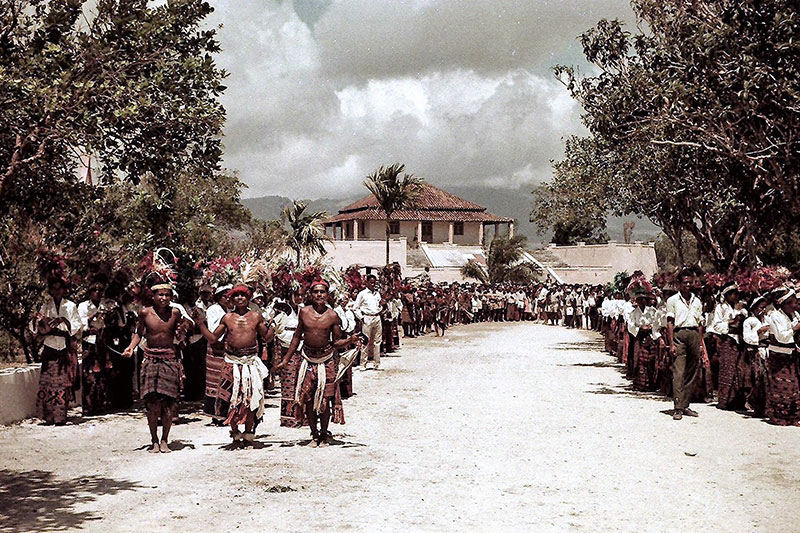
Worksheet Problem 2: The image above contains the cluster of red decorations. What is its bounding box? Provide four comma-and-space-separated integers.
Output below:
343, 266, 364, 294
200, 256, 242, 286
653, 267, 792, 294
706, 267, 792, 293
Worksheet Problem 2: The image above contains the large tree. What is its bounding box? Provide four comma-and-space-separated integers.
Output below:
0, 0, 236, 360
364, 163, 424, 265
535, 1, 800, 270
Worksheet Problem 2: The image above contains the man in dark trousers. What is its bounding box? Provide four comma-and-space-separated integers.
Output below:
665, 268, 705, 420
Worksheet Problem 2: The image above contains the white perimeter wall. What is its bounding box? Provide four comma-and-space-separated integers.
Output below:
548, 242, 658, 282
0, 365, 41, 424
323, 238, 408, 270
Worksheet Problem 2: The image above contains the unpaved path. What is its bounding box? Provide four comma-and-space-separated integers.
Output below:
1, 323, 799, 532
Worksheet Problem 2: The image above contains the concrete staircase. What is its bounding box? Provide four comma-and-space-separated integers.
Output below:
531, 248, 571, 269
406, 245, 432, 269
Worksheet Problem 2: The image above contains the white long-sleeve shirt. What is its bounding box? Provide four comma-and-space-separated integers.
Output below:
353, 288, 382, 320
707, 302, 747, 340
32, 297, 82, 351
742, 316, 768, 347
627, 306, 661, 339
273, 306, 300, 348
766, 309, 797, 353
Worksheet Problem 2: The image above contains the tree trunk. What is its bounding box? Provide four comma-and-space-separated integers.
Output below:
385, 217, 391, 265
296, 247, 301, 267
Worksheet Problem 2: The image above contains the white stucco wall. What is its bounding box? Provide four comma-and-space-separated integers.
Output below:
323, 238, 408, 269
453, 222, 482, 245
0, 365, 41, 425
547, 241, 658, 282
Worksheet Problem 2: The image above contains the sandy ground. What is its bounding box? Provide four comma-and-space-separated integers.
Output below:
1, 322, 800, 532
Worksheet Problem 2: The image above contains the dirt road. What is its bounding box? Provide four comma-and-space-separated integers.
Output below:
1, 322, 799, 532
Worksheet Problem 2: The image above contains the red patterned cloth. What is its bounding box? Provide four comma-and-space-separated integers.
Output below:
37, 347, 74, 424
716, 336, 742, 410
766, 350, 800, 426
633, 335, 659, 392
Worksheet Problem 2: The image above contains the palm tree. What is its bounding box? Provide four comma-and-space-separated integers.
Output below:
461, 234, 541, 284
364, 163, 424, 265
281, 200, 330, 266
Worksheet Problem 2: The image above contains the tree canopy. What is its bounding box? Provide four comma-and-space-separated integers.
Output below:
533, 0, 800, 270
0, 1, 255, 361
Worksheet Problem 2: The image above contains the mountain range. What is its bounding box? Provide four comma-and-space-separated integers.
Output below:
241, 185, 662, 246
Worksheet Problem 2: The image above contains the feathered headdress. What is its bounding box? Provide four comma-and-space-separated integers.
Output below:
139, 248, 178, 289
626, 270, 653, 298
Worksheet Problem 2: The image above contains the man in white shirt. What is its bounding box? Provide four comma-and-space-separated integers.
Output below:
353, 274, 383, 370
33, 277, 82, 425
665, 269, 705, 420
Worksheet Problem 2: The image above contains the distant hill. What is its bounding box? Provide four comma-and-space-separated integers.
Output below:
241, 185, 662, 246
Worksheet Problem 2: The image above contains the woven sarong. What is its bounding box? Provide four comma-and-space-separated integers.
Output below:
716, 336, 742, 410
633, 336, 659, 392
766, 350, 800, 426
204, 342, 226, 418
37, 347, 74, 424
293, 344, 345, 426
278, 344, 303, 428
140, 346, 181, 400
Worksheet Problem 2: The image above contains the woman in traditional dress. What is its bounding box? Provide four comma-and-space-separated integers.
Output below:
742, 296, 769, 416
764, 289, 800, 426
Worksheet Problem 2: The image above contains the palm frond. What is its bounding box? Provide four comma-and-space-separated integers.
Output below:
461, 260, 489, 284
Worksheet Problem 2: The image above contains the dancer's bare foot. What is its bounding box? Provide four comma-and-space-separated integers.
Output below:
149, 442, 160, 453
307, 438, 319, 448
159, 440, 171, 453
317, 437, 330, 448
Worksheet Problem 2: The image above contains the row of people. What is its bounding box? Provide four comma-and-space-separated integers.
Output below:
601, 269, 800, 425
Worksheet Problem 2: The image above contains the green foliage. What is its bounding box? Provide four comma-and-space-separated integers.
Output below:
531, 137, 610, 246
280, 200, 330, 266
364, 163, 424, 265
461, 235, 541, 285
539, 1, 800, 271
0, 1, 249, 359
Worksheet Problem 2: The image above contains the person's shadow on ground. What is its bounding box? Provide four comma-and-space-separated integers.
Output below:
0, 469, 142, 533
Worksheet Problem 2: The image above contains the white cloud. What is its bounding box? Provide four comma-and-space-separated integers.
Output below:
208, 0, 635, 199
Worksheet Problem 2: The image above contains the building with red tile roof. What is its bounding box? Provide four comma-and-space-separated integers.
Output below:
324, 183, 514, 246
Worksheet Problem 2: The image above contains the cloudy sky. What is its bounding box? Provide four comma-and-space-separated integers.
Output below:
208, 0, 635, 200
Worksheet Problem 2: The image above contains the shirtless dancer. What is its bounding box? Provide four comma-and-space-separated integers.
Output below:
122, 282, 192, 453
197, 285, 274, 445
277, 279, 360, 447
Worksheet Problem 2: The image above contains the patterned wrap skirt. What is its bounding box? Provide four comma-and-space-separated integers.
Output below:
292, 344, 345, 426
37, 346, 76, 424
716, 335, 742, 410
140, 346, 182, 400
766, 350, 800, 426
633, 335, 659, 392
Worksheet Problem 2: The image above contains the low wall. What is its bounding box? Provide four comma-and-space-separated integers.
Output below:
551, 267, 615, 285
547, 241, 658, 281
323, 238, 408, 270
0, 365, 41, 425
406, 268, 467, 284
